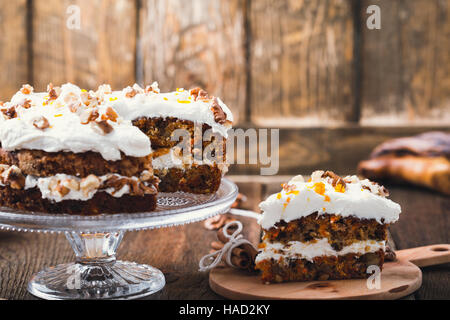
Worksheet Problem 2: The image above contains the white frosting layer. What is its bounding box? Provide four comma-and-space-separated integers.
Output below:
24, 173, 143, 203
0, 84, 151, 161
255, 238, 386, 263
105, 84, 233, 138
152, 147, 228, 174
258, 172, 401, 229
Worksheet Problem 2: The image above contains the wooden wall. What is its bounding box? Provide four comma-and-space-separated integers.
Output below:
0, 0, 449, 174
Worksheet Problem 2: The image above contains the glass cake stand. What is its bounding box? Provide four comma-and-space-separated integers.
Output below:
0, 178, 238, 300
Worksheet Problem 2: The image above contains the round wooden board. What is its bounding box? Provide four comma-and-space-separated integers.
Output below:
210, 258, 422, 300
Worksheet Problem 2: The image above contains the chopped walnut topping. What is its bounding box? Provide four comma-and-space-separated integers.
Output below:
80, 175, 101, 197
211, 98, 227, 124
0, 164, 9, 175
124, 85, 143, 98
1, 106, 17, 119
310, 170, 325, 182
190, 87, 209, 101
282, 183, 297, 192
105, 107, 119, 122
96, 84, 112, 99
80, 91, 91, 106
3, 166, 25, 190
103, 175, 129, 192
33, 116, 50, 130
20, 84, 34, 95
93, 120, 114, 134
80, 109, 99, 124
63, 179, 80, 191
55, 184, 70, 197
322, 171, 347, 188
379, 186, 390, 197
22, 99, 32, 109
47, 83, 59, 100
145, 82, 160, 94
140, 170, 153, 182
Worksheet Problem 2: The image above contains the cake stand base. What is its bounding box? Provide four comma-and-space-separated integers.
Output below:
27, 231, 165, 300
28, 261, 165, 300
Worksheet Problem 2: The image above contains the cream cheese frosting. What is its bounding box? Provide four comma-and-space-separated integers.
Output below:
152, 147, 229, 174
103, 83, 233, 138
0, 83, 152, 161
258, 171, 402, 229
255, 238, 386, 263
24, 172, 152, 202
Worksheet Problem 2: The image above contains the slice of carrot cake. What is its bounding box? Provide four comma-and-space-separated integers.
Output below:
100, 83, 233, 194
0, 83, 158, 215
255, 171, 401, 283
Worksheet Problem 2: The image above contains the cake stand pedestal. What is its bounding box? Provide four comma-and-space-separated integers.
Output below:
0, 179, 238, 300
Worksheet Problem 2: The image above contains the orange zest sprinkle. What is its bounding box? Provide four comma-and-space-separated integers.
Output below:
286, 190, 300, 196
335, 183, 346, 193
276, 193, 282, 200
54, 114, 63, 117
109, 97, 118, 101
324, 195, 331, 202
286, 198, 291, 203
309, 182, 326, 195
163, 97, 168, 101
81, 89, 87, 93
177, 99, 191, 104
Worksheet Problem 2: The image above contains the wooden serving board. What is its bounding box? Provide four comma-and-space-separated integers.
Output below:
210, 244, 450, 300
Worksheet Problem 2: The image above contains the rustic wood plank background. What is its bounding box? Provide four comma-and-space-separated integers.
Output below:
0, 0, 449, 174
361, 0, 450, 125
32, 0, 137, 91
0, 0, 28, 101
250, 0, 355, 126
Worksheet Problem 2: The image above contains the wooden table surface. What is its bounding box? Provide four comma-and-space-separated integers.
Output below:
0, 176, 448, 300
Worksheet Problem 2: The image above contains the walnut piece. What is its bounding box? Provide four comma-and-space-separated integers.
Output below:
22, 99, 32, 109
33, 116, 50, 130
322, 171, 347, 188
20, 84, 34, 95
80, 175, 101, 197
3, 166, 25, 190
105, 107, 119, 122
190, 87, 209, 101
94, 120, 114, 134
1, 107, 17, 119
80, 109, 99, 124
211, 98, 227, 124
63, 178, 80, 191
47, 83, 60, 100
55, 184, 70, 197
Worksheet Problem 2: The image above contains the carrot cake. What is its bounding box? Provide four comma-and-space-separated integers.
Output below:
100, 83, 233, 194
255, 171, 401, 283
0, 83, 158, 215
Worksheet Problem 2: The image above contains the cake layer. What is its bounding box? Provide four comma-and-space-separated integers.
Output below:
0, 185, 156, 215
255, 250, 384, 283
0, 148, 152, 178
263, 213, 387, 251
256, 238, 386, 263
155, 165, 222, 194
0, 83, 151, 161
259, 171, 401, 229
133, 117, 226, 149
0, 164, 157, 202
105, 84, 233, 138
